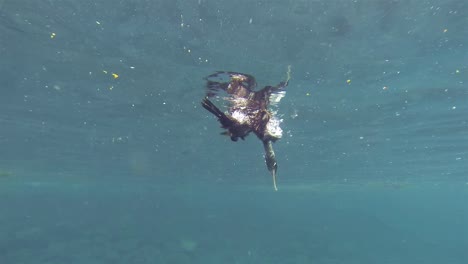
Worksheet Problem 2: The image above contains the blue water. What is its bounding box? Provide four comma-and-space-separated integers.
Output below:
1, 0, 467, 263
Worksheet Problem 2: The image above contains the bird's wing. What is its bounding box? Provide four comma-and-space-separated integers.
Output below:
204, 71, 257, 98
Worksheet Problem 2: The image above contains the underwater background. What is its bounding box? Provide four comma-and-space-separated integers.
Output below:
1, 0, 467, 263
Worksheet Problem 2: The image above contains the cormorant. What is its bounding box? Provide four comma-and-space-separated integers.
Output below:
201, 69, 290, 191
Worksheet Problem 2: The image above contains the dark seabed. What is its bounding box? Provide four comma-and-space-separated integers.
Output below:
1, 0, 467, 263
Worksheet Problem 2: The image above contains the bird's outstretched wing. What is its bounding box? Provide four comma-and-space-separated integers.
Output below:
204, 71, 257, 98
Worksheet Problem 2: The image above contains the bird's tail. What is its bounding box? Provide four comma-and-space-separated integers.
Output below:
201, 97, 225, 119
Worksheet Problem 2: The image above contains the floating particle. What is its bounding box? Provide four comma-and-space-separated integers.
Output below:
306, 92, 310, 96
96, 21, 101, 25
382, 86, 388, 90
346, 79, 351, 84
103, 70, 108, 74
109, 86, 114, 91
455, 69, 460, 74
112, 73, 119, 79
50, 32, 56, 39
443, 28, 448, 33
